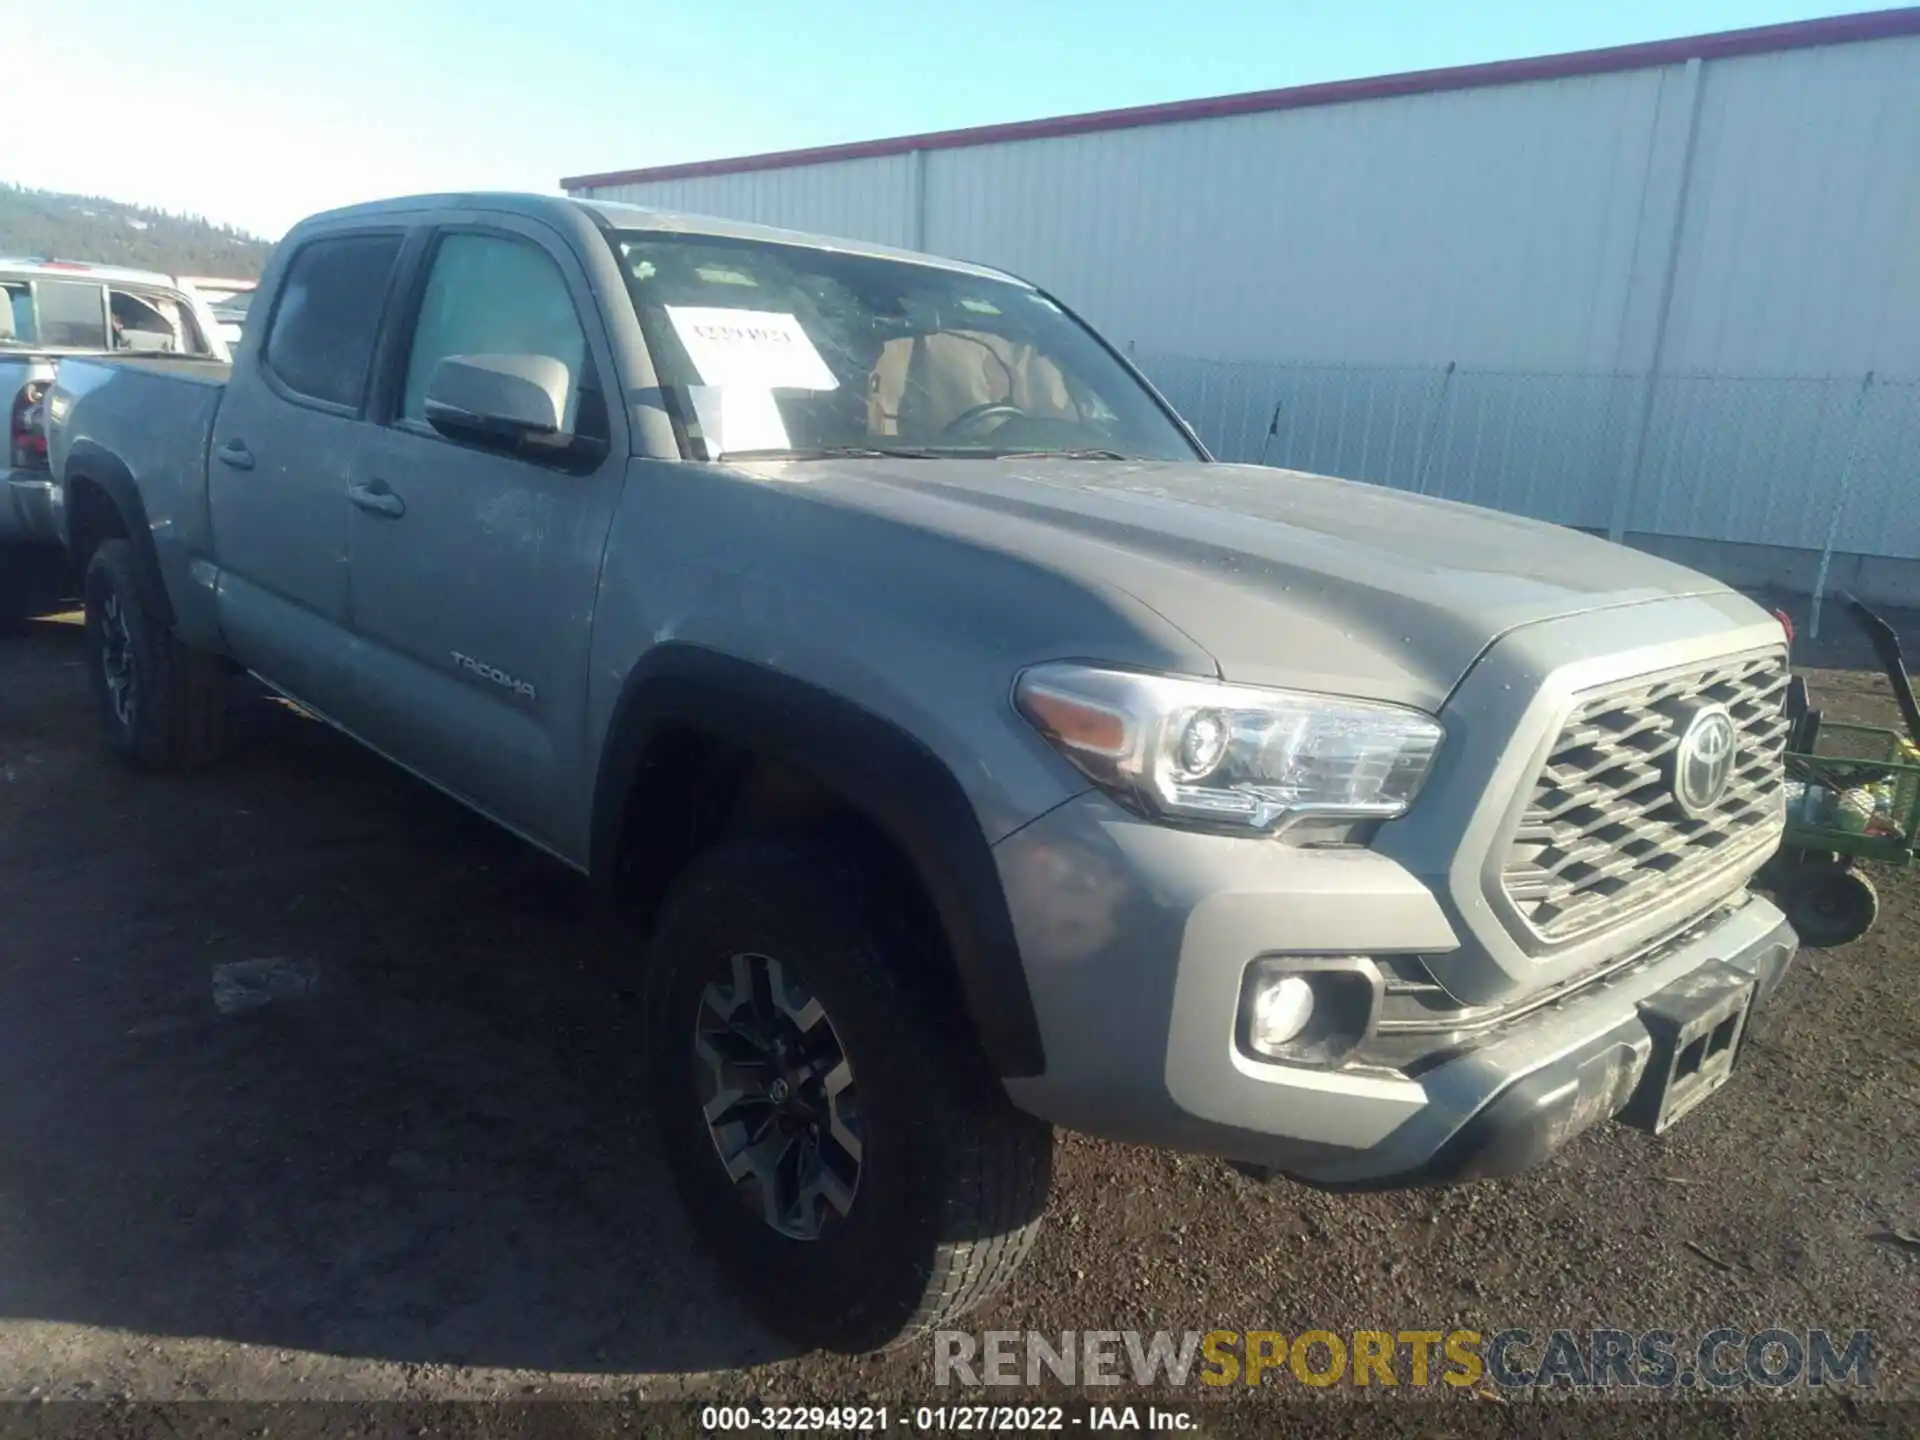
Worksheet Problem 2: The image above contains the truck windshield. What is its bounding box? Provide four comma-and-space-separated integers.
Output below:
610, 230, 1202, 463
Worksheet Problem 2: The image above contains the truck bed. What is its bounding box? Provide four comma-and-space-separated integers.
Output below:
81, 355, 232, 384
49, 354, 230, 459
45, 354, 232, 584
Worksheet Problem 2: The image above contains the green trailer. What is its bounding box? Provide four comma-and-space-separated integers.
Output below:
1764, 597, 1920, 947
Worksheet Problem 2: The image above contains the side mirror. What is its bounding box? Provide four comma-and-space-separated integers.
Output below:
423, 353, 570, 444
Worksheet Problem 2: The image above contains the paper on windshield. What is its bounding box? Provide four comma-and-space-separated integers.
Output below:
665, 307, 839, 392
686, 384, 791, 456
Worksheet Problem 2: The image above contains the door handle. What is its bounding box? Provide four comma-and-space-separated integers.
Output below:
216, 439, 255, 470
348, 481, 406, 519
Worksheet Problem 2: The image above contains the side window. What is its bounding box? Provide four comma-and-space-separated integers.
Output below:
401, 233, 588, 431
108, 289, 213, 356
35, 280, 109, 349
262, 233, 402, 409
2, 282, 35, 343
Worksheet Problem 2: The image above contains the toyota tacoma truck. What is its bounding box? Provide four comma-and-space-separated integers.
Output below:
46, 193, 1797, 1352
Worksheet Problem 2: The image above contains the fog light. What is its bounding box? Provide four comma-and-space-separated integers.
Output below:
1249, 974, 1315, 1053
1238, 957, 1382, 1067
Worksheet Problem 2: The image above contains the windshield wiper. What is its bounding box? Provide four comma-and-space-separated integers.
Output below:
721, 444, 1143, 462
989, 448, 1137, 461
720, 444, 955, 461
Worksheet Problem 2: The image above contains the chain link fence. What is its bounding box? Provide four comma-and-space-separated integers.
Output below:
1136, 354, 1920, 564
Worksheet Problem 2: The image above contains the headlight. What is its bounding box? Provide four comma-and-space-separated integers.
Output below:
1014, 663, 1442, 833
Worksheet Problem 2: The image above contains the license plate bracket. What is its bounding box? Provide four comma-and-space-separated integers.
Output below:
1620, 960, 1755, 1135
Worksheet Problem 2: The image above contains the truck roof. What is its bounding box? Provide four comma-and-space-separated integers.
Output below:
291, 191, 1021, 284
0, 256, 188, 288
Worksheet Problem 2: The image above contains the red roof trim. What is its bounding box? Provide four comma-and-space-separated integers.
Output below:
562, 8, 1920, 190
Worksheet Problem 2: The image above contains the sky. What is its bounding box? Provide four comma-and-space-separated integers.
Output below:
4, 0, 1887, 239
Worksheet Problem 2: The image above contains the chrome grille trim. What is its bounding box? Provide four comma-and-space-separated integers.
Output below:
1357, 903, 1748, 1074
1500, 648, 1789, 945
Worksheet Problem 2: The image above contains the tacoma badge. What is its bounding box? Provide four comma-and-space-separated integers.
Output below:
450, 651, 536, 701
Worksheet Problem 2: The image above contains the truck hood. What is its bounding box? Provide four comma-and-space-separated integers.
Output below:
753, 458, 1730, 710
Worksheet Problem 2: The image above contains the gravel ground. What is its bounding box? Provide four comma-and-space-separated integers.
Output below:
0, 596, 1914, 1435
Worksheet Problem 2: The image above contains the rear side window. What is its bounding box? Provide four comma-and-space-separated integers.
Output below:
35, 280, 109, 349
263, 234, 402, 409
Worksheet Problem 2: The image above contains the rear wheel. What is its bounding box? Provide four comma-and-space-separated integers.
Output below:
83, 539, 228, 771
643, 829, 1052, 1352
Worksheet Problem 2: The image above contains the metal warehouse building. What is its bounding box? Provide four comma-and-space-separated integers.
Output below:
565, 10, 1920, 608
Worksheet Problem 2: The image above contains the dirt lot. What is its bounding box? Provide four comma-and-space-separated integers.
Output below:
0, 592, 1915, 1431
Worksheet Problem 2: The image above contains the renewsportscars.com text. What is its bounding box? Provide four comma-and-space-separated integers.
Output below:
934, 1328, 1874, 1391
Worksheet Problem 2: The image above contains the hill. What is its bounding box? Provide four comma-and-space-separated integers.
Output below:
0, 184, 273, 279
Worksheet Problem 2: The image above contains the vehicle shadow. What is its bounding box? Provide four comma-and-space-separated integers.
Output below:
0, 548, 79, 634
0, 619, 797, 1377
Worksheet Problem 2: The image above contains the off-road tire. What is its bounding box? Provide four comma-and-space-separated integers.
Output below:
83, 539, 227, 771
644, 828, 1053, 1352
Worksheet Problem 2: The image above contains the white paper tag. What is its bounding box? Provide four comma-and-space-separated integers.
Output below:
665, 307, 840, 392
686, 385, 791, 456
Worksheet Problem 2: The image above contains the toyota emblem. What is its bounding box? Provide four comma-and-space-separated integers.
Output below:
1673, 705, 1739, 816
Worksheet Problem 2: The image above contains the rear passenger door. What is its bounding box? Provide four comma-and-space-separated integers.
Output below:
209, 230, 404, 712
342, 218, 626, 858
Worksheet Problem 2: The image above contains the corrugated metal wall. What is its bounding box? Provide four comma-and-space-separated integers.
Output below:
920, 69, 1668, 369
576, 31, 1920, 564
615, 152, 922, 251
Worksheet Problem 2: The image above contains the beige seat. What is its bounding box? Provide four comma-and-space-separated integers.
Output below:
867, 331, 1077, 439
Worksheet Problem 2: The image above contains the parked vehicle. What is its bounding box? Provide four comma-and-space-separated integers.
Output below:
206, 290, 253, 349
180, 276, 260, 350
44, 193, 1798, 1351
2, 257, 226, 614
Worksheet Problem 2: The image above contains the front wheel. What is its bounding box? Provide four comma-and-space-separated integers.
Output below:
643, 830, 1053, 1352
83, 539, 228, 771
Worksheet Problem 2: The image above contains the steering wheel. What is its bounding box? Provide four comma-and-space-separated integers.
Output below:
938, 401, 1029, 440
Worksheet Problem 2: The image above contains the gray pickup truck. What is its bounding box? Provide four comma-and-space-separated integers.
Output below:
46, 192, 1797, 1351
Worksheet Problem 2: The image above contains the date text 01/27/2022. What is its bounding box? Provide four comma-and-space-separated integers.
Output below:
696, 1404, 1198, 1431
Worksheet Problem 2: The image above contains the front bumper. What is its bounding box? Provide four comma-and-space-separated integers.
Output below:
993, 792, 1796, 1187
1363, 921, 1794, 1188
0, 471, 60, 548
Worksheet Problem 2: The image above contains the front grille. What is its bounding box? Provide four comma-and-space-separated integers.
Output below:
1501, 649, 1789, 944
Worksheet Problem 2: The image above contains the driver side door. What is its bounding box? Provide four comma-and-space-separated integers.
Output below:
341, 218, 626, 859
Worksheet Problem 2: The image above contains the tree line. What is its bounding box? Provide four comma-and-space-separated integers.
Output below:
0, 184, 273, 278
